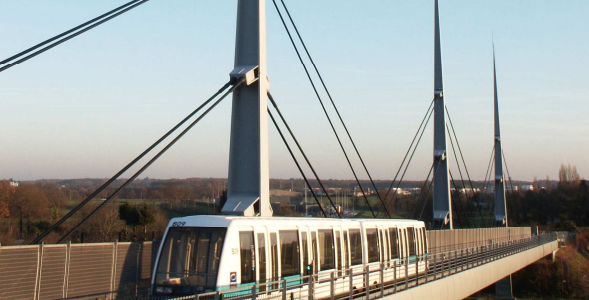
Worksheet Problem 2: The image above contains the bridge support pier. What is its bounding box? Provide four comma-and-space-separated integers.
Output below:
494, 275, 515, 300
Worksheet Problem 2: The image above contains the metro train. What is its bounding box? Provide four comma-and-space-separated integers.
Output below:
151, 216, 428, 297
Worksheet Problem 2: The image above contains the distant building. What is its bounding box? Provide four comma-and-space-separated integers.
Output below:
351, 187, 372, 197
520, 184, 534, 191
9, 181, 18, 187
505, 186, 519, 192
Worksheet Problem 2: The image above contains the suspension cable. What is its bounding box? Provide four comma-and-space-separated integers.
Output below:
446, 124, 484, 226
502, 149, 520, 223
381, 98, 435, 217
412, 162, 435, 218
32, 79, 235, 244
268, 92, 341, 218
1, 0, 141, 65
58, 79, 243, 243
268, 109, 327, 218
445, 107, 477, 198
383, 105, 435, 214
271, 0, 377, 218
1, 0, 150, 73
481, 146, 495, 226
276, 0, 389, 218
417, 158, 442, 221
449, 170, 472, 227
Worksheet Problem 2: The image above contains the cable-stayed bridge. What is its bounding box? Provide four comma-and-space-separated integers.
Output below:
0, 0, 561, 299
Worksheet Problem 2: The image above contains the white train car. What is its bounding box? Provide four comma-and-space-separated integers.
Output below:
151, 216, 427, 298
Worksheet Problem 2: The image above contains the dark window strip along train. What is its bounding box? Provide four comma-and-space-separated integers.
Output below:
152, 216, 427, 297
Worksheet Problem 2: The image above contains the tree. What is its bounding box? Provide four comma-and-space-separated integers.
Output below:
85, 205, 124, 242
0, 201, 9, 218
8, 184, 49, 220
558, 163, 581, 189
40, 183, 67, 221
532, 176, 539, 191
119, 201, 139, 226
217, 189, 227, 213
138, 204, 155, 226
0, 180, 15, 218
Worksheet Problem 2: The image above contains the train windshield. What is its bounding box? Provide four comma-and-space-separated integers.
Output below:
154, 227, 227, 294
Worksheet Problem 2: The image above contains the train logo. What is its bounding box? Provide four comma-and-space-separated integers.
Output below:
230, 272, 237, 283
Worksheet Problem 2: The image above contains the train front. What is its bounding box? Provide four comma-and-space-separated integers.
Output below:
151, 216, 232, 297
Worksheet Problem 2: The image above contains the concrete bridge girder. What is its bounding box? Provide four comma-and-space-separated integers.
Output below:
383, 241, 558, 300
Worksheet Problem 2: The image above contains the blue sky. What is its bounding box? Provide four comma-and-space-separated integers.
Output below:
1, 0, 587, 181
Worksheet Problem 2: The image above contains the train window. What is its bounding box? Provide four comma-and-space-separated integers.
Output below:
335, 231, 342, 272
389, 227, 399, 259
270, 233, 278, 284
279, 230, 300, 277
239, 232, 255, 284
366, 228, 380, 263
407, 227, 416, 256
380, 229, 387, 262
422, 228, 428, 254
257, 233, 267, 292
343, 230, 349, 272
312, 231, 318, 273
155, 227, 226, 291
318, 229, 335, 270
349, 229, 362, 265
401, 230, 406, 258
416, 228, 422, 255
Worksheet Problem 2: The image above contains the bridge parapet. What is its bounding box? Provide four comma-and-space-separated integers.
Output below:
0, 240, 158, 300
427, 227, 532, 254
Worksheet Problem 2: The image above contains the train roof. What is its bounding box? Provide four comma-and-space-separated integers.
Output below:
168, 215, 424, 228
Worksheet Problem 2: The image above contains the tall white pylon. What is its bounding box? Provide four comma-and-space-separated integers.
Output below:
493, 43, 507, 226
432, 0, 453, 229
222, 0, 272, 217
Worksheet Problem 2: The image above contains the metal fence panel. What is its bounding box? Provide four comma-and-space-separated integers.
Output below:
38, 245, 67, 300
141, 241, 154, 280
67, 244, 113, 298
114, 242, 140, 292
0, 245, 39, 300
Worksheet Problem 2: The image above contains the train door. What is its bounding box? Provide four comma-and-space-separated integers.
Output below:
238, 230, 256, 287
365, 225, 380, 275
384, 227, 391, 268
342, 229, 349, 276
311, 229, 318, 275
299, 227, 310, 278
348, 227, 363, 289
400, 228, 406, 261
254, 227, 268, 292
379, 226, 388, 267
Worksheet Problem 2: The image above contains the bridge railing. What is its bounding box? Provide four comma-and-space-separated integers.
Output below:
426, 227, 532, 254
155, 232, 556, 300
0, 240, 160, 300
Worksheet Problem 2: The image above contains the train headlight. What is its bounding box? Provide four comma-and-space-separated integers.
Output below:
155, 287, 164, 293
